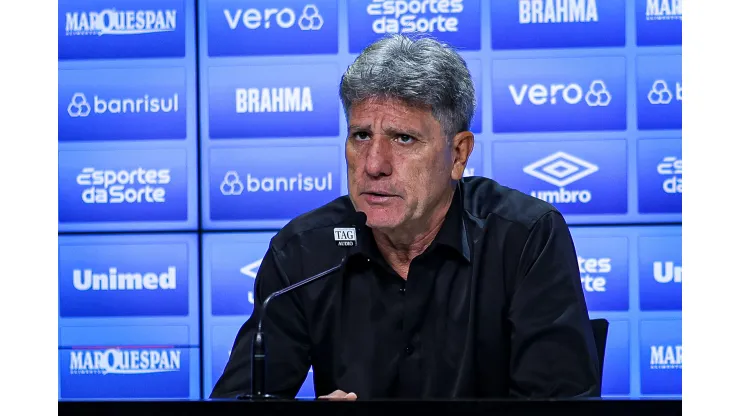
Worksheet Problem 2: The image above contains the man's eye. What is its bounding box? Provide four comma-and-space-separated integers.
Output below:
353, 132, 370, 141
397, 135, 415, 144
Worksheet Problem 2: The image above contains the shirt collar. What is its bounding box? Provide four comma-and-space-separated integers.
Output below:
347, 183, 471, 264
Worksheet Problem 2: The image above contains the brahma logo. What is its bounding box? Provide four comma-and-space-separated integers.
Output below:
519, 0, 599, 24
523, 152, 598, 204
223, 5, 324, 30
65, 8, 177, 37
235, 87, 313, 113
69, 347, 181, 375
510, 80, 611, 107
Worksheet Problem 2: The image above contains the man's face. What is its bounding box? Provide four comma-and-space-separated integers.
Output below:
345, 97, 468, 230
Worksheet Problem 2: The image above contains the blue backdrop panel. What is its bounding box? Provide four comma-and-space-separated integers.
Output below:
58, 233, 201, 348
57, 0, 682, 399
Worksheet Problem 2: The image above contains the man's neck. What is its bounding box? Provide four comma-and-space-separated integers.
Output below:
372, 190, 455, 279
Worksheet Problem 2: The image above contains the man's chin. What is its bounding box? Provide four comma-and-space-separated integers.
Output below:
363, 211, 403, 230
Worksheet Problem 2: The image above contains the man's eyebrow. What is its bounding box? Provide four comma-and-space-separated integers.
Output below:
348, 124, 426, 138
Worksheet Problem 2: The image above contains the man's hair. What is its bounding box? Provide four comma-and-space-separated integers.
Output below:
339, 34, 476, 141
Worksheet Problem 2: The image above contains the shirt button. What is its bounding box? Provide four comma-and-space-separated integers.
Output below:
404, 345, 414, 355
399, 287, 406, 294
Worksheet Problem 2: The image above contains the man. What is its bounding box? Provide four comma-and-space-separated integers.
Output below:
211, 34, 600, 400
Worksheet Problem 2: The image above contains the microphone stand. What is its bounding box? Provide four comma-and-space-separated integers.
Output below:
237, 258, 348, 401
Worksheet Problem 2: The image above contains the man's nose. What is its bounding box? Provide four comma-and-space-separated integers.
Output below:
364, 138, 393, 178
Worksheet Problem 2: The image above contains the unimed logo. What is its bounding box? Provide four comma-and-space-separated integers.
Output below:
58, 235, 191, 317
348, 0, 480, 52
59, 0, 186, 60
207, 0, 338, 56
639, 233, 681, 310
491, 57, 626, 132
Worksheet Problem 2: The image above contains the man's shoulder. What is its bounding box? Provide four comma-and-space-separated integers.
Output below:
270, 195, 357, 252
460, 176, 562, 231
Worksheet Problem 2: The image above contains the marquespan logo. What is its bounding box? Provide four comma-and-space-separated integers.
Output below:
224, 4, 324, 31
365, 0, 465, 34
523, 152, 599, 204
646, 0, 682, 21
76, 166, 171, 205
657, 155, 682, 194
65, 9, 177, 37
240, 259, 261, 305
69, 347, 181, 375
220, 171, 333, 195
650, 344, 682, 370
67, 92, 180, 117
510, 80, 611, 107
519, 0, 599, 24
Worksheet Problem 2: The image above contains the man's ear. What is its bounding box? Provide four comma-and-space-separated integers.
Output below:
450, 131, 475, 180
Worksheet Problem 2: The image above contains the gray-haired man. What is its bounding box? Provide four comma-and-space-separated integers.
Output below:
211, 34, 599, 401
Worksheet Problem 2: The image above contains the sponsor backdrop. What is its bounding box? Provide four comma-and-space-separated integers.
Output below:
58, 0, 682, 400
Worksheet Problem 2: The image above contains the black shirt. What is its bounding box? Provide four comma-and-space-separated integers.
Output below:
210, 176, 600, 400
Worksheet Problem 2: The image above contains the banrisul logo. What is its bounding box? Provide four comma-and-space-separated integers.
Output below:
207, 0, 338, 56
58, 0, 186, 60
572, 235, 629, 311
492, 57, 626, 132
492, 140, 628, 215
59, 67, 187, 142
58, 237, 190, 317
637, 55, 682, 130
638, 138, 682, 214
59, 346, 190, 399
491, 0, 626, 49
639, 233, 681, 310
640, 320, 682, 395
636, 0, 682, 45
58, 149, 188, 225
207, 64, 339, 139
208, 146, 341, 224
205, 233, 274, 317
70, 347, 181, 375
347, 0, 481, 52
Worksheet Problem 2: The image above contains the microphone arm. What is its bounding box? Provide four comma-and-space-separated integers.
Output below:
239, 257, 348, 401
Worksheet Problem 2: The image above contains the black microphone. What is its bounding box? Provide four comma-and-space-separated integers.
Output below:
237, 211, 366, 401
